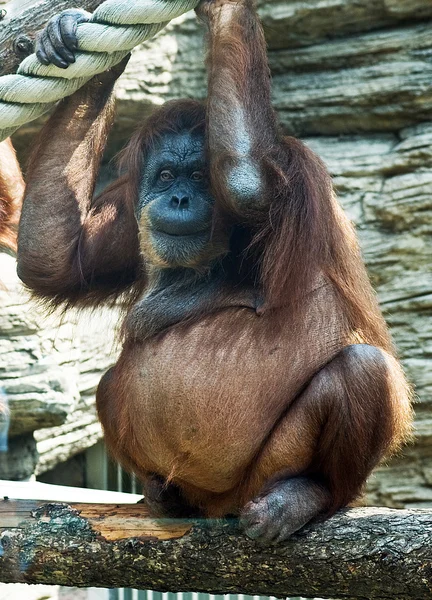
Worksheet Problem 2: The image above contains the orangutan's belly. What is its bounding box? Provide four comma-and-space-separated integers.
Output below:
110, 306, 345, 493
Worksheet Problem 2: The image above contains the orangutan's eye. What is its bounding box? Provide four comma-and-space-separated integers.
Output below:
190, 171, 204, 182
160, 170, 174, 181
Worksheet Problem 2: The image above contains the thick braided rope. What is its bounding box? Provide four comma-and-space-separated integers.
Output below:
0, 0, 199, 142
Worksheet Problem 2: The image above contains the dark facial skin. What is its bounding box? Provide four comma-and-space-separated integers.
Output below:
138, 132, 221, 268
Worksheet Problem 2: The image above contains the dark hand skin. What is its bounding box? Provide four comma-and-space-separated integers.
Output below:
36, 8, 90, 69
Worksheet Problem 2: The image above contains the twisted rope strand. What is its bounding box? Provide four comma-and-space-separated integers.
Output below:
0, 0, 199, 142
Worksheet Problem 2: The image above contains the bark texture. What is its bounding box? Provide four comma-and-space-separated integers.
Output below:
0, 502, 431, 600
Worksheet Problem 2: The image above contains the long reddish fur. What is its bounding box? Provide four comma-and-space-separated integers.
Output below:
18, 1, 412, 520
0, 139, 23, 252
105, 98, 412, 514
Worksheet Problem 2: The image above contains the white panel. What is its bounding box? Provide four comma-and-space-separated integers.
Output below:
87, 588, 111, 600
0, 479, 141, 503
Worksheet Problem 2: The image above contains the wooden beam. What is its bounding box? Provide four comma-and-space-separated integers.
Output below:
0, 500, 192, 540
0, 0, 106, 76
0, 500, 431, 599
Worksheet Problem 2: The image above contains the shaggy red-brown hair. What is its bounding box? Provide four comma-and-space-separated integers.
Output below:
0, 139, 23, 253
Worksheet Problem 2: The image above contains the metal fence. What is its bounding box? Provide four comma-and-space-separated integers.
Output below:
109, 592, 295, 600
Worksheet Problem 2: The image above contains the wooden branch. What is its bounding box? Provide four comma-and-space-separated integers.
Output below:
0, 0, 105, 76
0, 500, 431, 599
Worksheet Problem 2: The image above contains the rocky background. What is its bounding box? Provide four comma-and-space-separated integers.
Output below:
1, 0, 431, 510
0, 253, 118, 481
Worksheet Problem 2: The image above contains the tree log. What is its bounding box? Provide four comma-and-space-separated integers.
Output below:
0, 500, 431, 599
0, 0, 105, 76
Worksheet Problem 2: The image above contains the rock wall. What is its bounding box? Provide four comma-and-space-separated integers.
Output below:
5, 0, 432, 504
0, 253, 119, 479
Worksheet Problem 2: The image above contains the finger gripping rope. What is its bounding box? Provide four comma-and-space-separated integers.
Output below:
0, 0, 200, 142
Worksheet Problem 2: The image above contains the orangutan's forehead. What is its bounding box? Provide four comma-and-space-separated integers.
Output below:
153, 132, 205, 162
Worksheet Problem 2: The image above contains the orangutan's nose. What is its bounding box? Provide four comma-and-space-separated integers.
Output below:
170, 195, 189, 209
